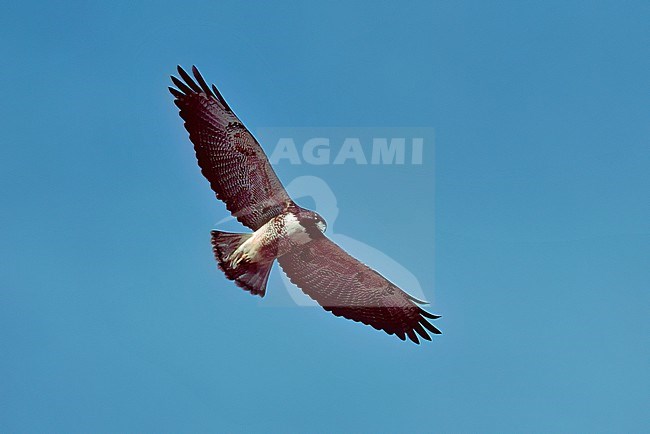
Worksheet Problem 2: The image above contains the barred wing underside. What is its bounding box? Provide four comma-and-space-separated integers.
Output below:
169, 66, 292, 230
278, 236, 441, 343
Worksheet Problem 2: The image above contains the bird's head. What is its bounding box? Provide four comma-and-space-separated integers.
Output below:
299, 210, 327, 234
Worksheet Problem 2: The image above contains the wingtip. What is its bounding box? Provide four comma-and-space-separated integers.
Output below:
168, 86, 183, 98
419, 307, 441, 320
421, 318, 442, 335
211, 84, 232, 111
414, 323, 432, 341
407, 293, 430, 305
191, 65, 215, 97
170, 75, 192, 94
406, 329, 420, 344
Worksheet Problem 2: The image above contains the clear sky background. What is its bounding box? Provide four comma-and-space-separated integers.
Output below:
1, 1, 648, 432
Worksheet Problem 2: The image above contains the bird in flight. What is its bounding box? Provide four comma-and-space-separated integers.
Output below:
169, 66, 441, 343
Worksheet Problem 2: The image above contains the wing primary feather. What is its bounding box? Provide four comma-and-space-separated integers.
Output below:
168, 86, 184, 98
396, 330, 407, 341
176, 65, 202, 93
413, 323, 432, 341
421, 318, 442, 334
406, 293, 429, 305
171, 76, 193, 95
419, 307, 441, 319
212, 84, 232, 111
191, 65, 214, 97
406, 329, 420, 344
169, 65, 293, 231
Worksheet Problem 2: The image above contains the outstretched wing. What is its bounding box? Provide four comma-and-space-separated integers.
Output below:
169, 65, 292, 231
278, 236, 441, 344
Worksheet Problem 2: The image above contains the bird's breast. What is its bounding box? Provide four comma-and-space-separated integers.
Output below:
282, 213, 312, 246
244, 212, 315, 261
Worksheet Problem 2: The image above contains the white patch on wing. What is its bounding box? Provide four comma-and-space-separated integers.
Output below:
284, 213, 312, 245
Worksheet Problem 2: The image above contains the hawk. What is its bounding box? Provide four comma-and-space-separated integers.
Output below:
169, 66, 441, 343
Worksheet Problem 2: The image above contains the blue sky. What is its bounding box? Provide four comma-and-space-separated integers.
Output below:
1, 1, 648, 432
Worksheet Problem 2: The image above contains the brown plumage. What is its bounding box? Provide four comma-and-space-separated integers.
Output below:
171, 65, 292, 231
170, 65, 441, 343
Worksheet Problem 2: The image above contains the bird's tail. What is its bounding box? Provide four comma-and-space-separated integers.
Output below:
210, 230, 273, 297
